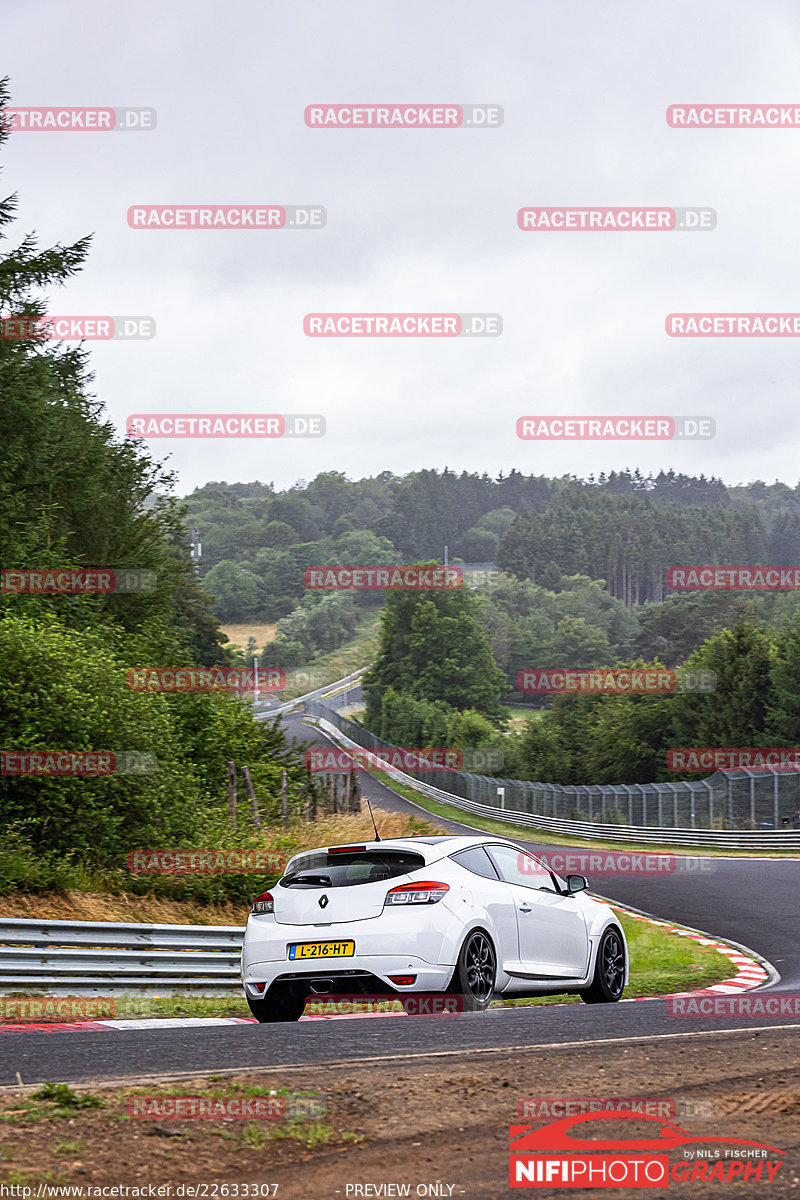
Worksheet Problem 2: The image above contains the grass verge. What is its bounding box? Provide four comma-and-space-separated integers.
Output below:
279, 611, 381, 700
0, 900, 734, 1023
362, 764, 800, 858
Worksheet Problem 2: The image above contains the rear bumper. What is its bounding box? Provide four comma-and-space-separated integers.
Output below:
243, 954, 455, 997
242, 910, 462, 981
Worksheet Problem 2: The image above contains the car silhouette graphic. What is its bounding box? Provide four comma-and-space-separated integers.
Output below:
510, 1111, 783, 1155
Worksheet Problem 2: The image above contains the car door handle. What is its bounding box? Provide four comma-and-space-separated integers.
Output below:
518, 903, 533, 913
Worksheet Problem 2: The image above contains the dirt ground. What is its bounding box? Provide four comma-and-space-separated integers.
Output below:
1, 1027, 799, 1198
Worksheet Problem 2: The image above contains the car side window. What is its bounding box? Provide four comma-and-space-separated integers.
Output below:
487, 844, 558, 892
450, 845, 501, 880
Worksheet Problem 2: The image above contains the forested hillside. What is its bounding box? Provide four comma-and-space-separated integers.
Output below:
0, 85, 310, 894
188, 470, 800, 623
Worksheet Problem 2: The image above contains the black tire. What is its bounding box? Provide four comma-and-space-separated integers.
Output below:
579, 927, 626, 1004
448, 929, 496, 1011
246, 990, 306, 1023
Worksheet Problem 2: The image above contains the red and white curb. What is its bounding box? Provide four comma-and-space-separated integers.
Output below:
608, 903, 772, 999
0, 907, 773, 1034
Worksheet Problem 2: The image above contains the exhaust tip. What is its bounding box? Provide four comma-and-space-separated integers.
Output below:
309, 979, 334, 994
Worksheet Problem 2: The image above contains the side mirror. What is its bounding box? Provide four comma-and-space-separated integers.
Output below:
566, 874, 588, 894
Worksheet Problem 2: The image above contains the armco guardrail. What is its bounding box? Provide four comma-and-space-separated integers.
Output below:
253, 667, 366, 720
307, 703, 800, 851
0, 919, 245, 995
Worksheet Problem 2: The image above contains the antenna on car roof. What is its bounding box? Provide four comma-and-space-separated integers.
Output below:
364, 794, 381, 842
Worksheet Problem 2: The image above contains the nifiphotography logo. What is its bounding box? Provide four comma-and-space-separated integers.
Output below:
509, 1111, 784, 1188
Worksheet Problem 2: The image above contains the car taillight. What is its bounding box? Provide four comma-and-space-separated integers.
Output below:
251, 891, 274, 915
384, 881, 449, 906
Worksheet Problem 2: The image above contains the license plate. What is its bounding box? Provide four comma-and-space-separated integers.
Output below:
288, 940, 355, 960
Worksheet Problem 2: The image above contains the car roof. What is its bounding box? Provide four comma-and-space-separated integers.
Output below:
285, 835, 520, 868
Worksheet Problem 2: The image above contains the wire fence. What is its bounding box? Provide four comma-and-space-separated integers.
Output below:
305, 702, 800, 832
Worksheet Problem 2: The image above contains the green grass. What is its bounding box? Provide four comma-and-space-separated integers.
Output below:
69, 907, 737, 1019
280, 612, 381, 700
226, 1120, 334, 1150
0, 911, 733, 1026
32, 1084, 103, 1110
495, 910, 730, 1007
502, 705, 544, 731
364, 765, 800, 858
103, 994, 252, 1020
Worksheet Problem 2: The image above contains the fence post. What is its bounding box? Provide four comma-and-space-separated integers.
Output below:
241, 766, 261, 827
227, 761, 237, 829
305, 779, 316, 822
702, 778, 713, 828
774, 769, 780, 830
280, 768, 288, 827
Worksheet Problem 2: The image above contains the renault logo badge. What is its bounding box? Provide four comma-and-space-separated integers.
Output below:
318, 894, 329, 909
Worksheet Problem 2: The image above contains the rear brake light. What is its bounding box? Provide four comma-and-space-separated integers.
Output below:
329, 845, 366, 853
384, 881, 449, 906
251, 891, 274, 915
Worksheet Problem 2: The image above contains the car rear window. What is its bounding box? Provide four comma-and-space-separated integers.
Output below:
279, 850, 426, 889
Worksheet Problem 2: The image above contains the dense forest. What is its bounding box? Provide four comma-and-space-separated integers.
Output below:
188, 469, 800, 622
0, 83, 310, 898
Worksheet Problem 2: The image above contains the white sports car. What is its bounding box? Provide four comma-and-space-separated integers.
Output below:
241, 834, 628, 1022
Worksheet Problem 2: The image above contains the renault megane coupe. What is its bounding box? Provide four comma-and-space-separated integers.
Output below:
241, 834, 628, 1022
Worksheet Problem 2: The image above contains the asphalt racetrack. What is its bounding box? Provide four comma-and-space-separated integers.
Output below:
1, 709, 798, 1087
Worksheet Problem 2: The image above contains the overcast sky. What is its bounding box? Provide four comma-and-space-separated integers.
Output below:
4, 0, 800, 497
